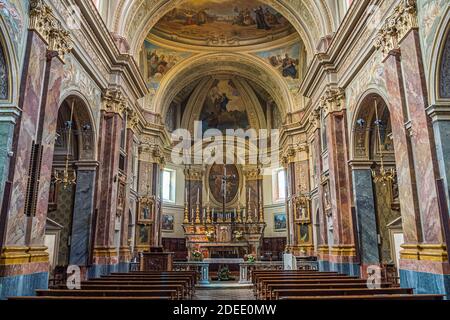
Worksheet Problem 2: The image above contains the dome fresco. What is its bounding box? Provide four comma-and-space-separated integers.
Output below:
151, 0, 296, 47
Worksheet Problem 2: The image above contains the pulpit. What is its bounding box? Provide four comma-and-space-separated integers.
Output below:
140, 252, 174, 271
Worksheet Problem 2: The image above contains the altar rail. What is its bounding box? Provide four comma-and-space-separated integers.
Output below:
172, 259, 319, 285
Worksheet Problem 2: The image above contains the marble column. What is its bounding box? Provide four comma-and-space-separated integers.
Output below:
351, 166, 380, 277
396, 29, 449, 298
382, 51, 422, 247
399, 30, 445, 244
118, 127, 135, 272
90, 97, 124, 278
325, 107, 359, 276
0, 9, 71, 298
69, 163, 97, 266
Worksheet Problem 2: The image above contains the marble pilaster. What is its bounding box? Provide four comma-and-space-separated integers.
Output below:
351, 167, 380, 276
91, 108, 123, 275
383, 52, 422, 246
399, 30, 445, 244
69, 166, 97, 266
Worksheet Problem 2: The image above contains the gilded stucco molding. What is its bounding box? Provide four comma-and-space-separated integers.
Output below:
319, 87, 346, 117
374, 0, 418, 57
29, 0, 73, 61
101, 88, 127, 115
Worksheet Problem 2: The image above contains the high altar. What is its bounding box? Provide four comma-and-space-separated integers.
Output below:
182, 164, 266, 260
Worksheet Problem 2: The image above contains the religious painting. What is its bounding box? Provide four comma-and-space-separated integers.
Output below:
323, 181, 331, 211
208, 164, 239, 204
143, 40, 191, 91
162, 214, 175, 232
200, 79, 250, 134
0, 0, 26, 54
138, 196, 155, 224
274, 213, 287, 231
153, 0, 295, 47
294, 196, 311, 223
257, 42, 301, 79
299, 223, 312, 244
136, 224, 151, 245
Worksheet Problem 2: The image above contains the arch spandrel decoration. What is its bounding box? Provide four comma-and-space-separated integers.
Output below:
439, 29, 450, 99
0, 38, 9, 100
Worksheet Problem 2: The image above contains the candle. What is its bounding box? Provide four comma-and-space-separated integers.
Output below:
185, 187, 188, 203
197, 188, 200, 204
207, 189, 210, 203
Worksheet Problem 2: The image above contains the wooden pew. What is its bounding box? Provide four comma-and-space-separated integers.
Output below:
54, 283, 188, 299
280, 294, 444, 301
36, 289, 179, 300
264, 282, 392, 300
9, 296, 172, 301
272, 287, 413, 300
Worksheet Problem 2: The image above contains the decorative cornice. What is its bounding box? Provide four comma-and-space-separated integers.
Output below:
374, 0, 418, 57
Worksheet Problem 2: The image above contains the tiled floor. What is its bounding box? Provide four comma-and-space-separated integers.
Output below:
194, 288, 256, 300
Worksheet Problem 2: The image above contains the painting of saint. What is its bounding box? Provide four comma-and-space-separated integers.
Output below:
200, 79, 250, 133
299, 224, 311, 244
258, 43, 301, 80
208, 164, 239, 204
274, 213, 287, 231
152, 0, 295, 47
137, 225, 150, 245
162, 214, 174, 232
143, 41, 191, 91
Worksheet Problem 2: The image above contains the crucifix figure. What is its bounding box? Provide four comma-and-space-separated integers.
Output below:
219, 165, 236, 217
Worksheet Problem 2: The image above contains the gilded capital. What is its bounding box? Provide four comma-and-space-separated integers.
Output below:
102, 89, 127, 115
319, 87, 345, 116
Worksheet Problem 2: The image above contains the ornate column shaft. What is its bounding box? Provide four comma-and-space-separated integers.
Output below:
91, 89, 126, 277
321, 88, 358, 276
0, 0, 72, 298
375, 0, 449, 298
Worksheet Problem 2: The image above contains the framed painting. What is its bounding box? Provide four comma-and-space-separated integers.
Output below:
138, 196, 155, 225
162, 214, 174, 232
298, 223, 312, 245
274, 213, 287, 232
294, 196, 311, 223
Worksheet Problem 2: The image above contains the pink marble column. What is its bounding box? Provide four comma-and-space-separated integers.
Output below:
151, 162, 162, 247
399, 30, 445, 244
92, 111, 123, 265
313, 128, 327, 247
3, 32, 48, 247
119, 128, 134, 261
382, 51, 422, 245
29, 52, 65, 246
325, 111, 354, 247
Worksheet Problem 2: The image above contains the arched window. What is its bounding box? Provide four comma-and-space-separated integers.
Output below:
440, 30, 450, 98
0, 40, 9, 100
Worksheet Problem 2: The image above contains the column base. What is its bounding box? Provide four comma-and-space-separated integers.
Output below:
329, 261, 360, 277
0, 271, 49, 300
400, 269, 450, 300
88, 263, 119, 279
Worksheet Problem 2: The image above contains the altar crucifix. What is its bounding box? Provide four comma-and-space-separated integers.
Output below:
218, 165, 237, 218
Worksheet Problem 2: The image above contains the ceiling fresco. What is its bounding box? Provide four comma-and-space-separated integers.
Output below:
151, 0, 296, 47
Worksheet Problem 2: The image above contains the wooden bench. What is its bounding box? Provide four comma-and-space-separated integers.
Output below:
280, 294, 444, 300
272, 287, 413, 300
9, 296, 172, 301
36, 289, 179, 300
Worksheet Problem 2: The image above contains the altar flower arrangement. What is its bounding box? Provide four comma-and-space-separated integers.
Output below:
191, 250, 203, 261
244, 254, 256, 263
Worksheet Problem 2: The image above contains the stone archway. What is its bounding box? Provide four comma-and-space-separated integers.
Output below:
46, 96, 97, 276
350, 92, 400, 277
